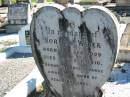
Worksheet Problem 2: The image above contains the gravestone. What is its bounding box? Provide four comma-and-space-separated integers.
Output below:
16, 0, 31, 3
116, 0, 130, 6
30, 4, 120, 97
6, 3, 31, 33
97, 0, 111, 4
37, 0, 44, 3
1, 0, 11, 6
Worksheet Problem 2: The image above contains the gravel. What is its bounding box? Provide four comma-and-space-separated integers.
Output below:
0, 53, 36, 97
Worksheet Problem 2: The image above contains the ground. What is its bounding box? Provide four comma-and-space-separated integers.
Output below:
102, 63, 130, 97
28, 63, 130, 97
0, 53, 36, 97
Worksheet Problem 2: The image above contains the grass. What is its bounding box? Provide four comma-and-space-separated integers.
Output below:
31, 0, 37, 3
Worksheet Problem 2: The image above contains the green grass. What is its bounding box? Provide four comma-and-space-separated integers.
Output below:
31, 0, 37, 3
11, 0, 16, 3
46, 0, 53, 2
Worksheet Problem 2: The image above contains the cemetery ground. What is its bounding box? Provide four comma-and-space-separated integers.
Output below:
0, 32, 36, 97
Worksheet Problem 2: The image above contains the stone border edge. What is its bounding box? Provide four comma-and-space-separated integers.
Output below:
0, 46, 32, 62
4, 68, 44, 97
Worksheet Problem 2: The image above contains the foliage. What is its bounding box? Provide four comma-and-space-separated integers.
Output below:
11, 0, 16, 3
47, 0, 53, 2
31, 0, 37, 3
0, 48, 4, 53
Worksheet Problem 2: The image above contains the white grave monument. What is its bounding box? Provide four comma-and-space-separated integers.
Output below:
6, 3, 31, 33
30, 3, 121, 97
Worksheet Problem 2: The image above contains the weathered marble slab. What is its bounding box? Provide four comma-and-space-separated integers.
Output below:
16, 0, 30, 3
8, 4, 28, 20
30, 4, 119, 97
37, 0, 44, 3
97, 0, 111, 4
8, 3, 31, 25
1, 0, 11, 6
117, 0, 130, 6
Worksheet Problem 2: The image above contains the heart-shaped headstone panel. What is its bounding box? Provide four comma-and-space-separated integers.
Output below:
30, 4, 119, 97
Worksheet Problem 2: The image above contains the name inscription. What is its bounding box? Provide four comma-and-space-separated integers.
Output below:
41, 25, 103, 86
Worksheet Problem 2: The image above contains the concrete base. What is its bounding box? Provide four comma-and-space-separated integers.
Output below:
6, 25, 26, 33
0, 45, 32, 62
0, 47, 15, 62
14, 46, 32, 53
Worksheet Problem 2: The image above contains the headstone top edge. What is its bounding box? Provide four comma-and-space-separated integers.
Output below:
67, 4, 85, 11
62, 6, 83, 15
33, 3, 66, 17
86, 5, 120, 61
88, 6, 119, 26
41, 3, 65, 10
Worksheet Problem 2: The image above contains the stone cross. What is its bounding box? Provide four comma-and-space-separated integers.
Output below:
30, 4, 120, 97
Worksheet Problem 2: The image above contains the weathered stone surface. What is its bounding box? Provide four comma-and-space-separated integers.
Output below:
1, 0, 11, 6
7, 3, 31, 33
37, 0, 44, 3
16, 0, 30, 3
117, 0, 130, 6
30, 4, 119, 97
8, 4, 29, 21
97, 0, 111, 4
